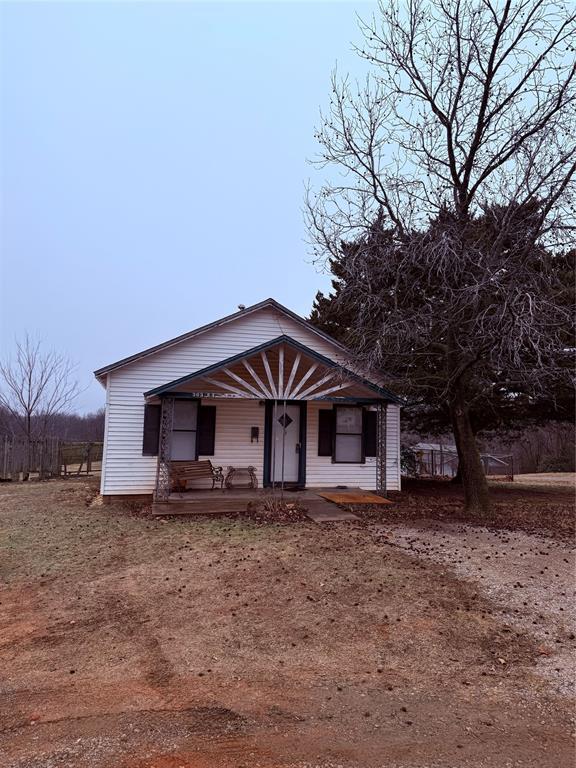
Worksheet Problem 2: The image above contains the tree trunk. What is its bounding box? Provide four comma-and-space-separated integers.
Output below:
450, 466, 462, 484
449, 389, 490, 513
23, 415, 32, 482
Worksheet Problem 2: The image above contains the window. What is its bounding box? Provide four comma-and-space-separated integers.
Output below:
171, 400, 198, 460
334, 406, 363, 463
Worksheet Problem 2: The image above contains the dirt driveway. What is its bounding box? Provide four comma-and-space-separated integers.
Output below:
372, 519, 575, 695
0, 479, 574, 767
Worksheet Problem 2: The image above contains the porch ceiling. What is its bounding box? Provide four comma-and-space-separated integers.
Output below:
144, 335, 400, 402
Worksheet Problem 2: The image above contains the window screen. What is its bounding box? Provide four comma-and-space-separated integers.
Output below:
334, 406, 363, 463
171, 400, 198, 460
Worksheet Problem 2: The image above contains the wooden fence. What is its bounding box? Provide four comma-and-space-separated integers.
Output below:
0, 438, 103, 481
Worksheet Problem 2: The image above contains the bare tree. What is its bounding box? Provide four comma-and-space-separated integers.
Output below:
0, 335, 81, 478
307, 0, 576, 512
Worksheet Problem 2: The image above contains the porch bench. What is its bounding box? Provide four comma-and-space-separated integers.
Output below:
170, 460, 225, 494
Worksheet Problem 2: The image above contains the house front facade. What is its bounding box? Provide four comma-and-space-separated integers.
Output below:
94, 299, 402, 501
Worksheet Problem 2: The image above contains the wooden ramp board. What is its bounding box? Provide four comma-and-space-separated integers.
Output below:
317, 490, 392, 505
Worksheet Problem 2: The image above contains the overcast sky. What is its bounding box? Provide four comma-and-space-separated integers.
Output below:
0, 1, 376, 412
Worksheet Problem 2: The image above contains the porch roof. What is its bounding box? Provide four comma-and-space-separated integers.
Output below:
144, 335, 402, 403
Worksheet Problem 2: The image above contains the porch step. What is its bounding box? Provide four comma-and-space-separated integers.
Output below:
151, 499, 249, 516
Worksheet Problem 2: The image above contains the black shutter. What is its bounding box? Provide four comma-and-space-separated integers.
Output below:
318, 409, 334, 456
363, 410, 377, 457
142, 404, 161, 456
197, 405, 216, 456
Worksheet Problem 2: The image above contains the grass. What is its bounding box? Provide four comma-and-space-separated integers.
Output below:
0, 477, 573, 768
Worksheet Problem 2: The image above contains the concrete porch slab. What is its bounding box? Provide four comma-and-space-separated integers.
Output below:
305, 498, 360, 523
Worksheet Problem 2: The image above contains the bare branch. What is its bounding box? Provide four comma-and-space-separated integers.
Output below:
0, 335, 82, 475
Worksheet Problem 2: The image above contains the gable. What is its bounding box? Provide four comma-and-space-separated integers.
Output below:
101, 306, 366, 404
94, 299, 349, 383
143, 335, 400, 402
95, 300, 400, 406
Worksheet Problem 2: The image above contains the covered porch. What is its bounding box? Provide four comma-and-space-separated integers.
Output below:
150, 485, 390, 520
143, 336, 398, 503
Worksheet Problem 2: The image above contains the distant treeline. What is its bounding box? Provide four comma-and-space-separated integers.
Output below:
0, 406, 105, 443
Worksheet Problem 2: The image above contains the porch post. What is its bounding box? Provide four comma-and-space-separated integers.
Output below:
154, 395, 175, 502
376, 401, 387, 494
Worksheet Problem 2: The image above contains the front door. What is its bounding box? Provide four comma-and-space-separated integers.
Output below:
270, 403, 301, 484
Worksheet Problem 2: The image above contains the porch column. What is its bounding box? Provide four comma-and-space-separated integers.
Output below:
154, 395, 175, 502
376, 402, 387, 493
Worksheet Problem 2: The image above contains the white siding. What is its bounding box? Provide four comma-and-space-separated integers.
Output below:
102, 308, 345, 494
100, 374, 110, 493
305, 402, 401, 491
198, 400, 265, 488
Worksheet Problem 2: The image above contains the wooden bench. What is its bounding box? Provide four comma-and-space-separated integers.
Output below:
170, 460, 225, 495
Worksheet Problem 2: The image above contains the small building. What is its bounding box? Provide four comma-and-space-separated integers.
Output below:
94, 299, 402, 502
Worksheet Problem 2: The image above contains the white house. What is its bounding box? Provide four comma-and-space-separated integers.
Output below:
94, 299, 402, 502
